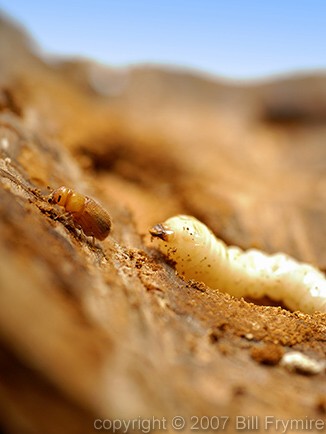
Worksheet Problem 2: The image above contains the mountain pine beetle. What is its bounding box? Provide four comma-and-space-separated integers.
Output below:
49, 186, 112, 241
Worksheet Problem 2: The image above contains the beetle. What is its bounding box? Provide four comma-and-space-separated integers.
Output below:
49, 186, 111, 242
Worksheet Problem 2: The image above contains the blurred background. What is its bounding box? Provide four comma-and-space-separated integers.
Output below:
1, 0, 326, 80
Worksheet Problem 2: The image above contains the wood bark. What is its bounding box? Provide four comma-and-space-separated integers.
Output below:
0, 16, 325, 434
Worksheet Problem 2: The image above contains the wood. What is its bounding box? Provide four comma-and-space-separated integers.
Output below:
0, 15, 325, 434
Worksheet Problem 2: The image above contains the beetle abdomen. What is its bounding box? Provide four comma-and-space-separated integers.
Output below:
73, 197, 111, 240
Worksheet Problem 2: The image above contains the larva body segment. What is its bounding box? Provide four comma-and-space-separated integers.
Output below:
150, 215, 326, 314
49, 186, 111, 241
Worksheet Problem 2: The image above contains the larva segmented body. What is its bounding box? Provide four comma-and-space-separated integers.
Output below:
150, 215, 326, 314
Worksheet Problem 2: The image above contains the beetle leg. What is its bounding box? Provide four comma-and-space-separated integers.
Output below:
74, 225, 84, 240
54, 211, 71, 221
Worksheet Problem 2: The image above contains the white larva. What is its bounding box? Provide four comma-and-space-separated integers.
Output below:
149, 215, 326, 314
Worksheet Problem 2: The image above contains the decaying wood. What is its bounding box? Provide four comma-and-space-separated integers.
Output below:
0, 16, 326, 434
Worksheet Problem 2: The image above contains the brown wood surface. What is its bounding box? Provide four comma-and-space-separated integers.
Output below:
0, 15, 325, 434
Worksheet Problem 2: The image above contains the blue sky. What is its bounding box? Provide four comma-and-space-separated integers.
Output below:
1, 1, 325, 80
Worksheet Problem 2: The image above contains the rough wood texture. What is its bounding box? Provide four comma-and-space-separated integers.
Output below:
0, 16, 326, 434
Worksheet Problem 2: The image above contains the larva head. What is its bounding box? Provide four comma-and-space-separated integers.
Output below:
49, 186, 72, 207
150, 215, 206, 242
150, 215, 218, 283
149, 223, 175, 242
149, 215, 209, 259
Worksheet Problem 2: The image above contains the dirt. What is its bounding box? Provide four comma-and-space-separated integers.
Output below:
0, 15, 325, 434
